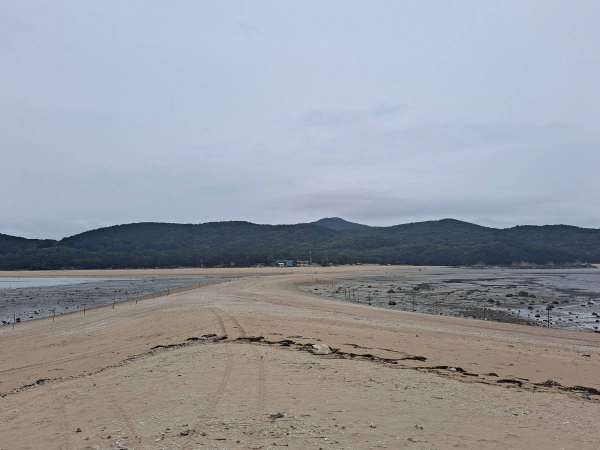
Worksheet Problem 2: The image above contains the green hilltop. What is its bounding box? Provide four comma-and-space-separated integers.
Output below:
0, 218, 599, 269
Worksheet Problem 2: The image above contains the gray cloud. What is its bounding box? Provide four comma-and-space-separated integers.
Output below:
303, 103, 407, 127
1, 1, 599, 239
235, 20, 259, 37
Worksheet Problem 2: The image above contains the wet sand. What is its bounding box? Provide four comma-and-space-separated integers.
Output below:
1, 266, 599, 449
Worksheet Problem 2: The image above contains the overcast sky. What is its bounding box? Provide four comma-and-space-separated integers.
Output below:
2, 1, 600, 239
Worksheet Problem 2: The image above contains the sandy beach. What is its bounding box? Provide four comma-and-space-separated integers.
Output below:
1, 266, 599, 449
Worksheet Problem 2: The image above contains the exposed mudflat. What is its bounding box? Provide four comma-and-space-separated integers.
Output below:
0, 275, 231, 326
301, 267, 600, 331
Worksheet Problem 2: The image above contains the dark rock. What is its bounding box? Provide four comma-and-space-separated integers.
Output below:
236, 336, 264, 343
497, 379, 523, 386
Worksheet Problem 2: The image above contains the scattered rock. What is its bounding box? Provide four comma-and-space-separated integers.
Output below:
269, 412, 286, 422
497, 379, 523, 386
236, 336, 264, 343
312, 344, 332, 355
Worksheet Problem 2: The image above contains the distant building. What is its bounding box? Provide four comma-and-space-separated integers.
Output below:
296, 260, 310, 267
275, 259, 294, 267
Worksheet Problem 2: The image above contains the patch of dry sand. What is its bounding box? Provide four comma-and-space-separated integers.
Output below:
1, 270, 599, 449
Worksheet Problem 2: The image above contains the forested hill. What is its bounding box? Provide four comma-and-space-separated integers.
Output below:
1, 218, 599, 270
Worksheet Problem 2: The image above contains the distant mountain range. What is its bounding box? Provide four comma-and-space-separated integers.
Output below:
1, 217, 599, 270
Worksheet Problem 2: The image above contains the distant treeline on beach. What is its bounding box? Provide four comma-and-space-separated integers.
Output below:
1, 217, 600, 270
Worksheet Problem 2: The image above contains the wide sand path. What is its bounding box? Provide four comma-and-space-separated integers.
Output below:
1, 268, 599, 449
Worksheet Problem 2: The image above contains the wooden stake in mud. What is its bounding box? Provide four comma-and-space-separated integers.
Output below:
13, 313, 15, 330
483, 307, 486, 321
112, 299, 115, 309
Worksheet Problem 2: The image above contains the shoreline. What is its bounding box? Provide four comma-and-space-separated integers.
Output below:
0, 262, 597, 277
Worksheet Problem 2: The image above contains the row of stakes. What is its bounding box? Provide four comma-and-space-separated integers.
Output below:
8, 274, 272, 330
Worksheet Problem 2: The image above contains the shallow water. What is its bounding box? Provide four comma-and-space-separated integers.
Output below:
0, 277, 115, 289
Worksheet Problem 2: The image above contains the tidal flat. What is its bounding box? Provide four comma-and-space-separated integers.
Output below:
302, 267, 600, 331
0, 275, 230, 325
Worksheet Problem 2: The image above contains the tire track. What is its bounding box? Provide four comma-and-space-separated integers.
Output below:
217, 309, 267, 414
183, 308, 234, 450
103, 383, 139, 445
205, 309, 233, 417
226, 313, 247, 338
53, 388, 72, 450
211, 307, 228, 338
216, 309, 267, 449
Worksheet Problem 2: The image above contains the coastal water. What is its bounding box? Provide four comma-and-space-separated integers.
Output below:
0, 277, 114, 290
